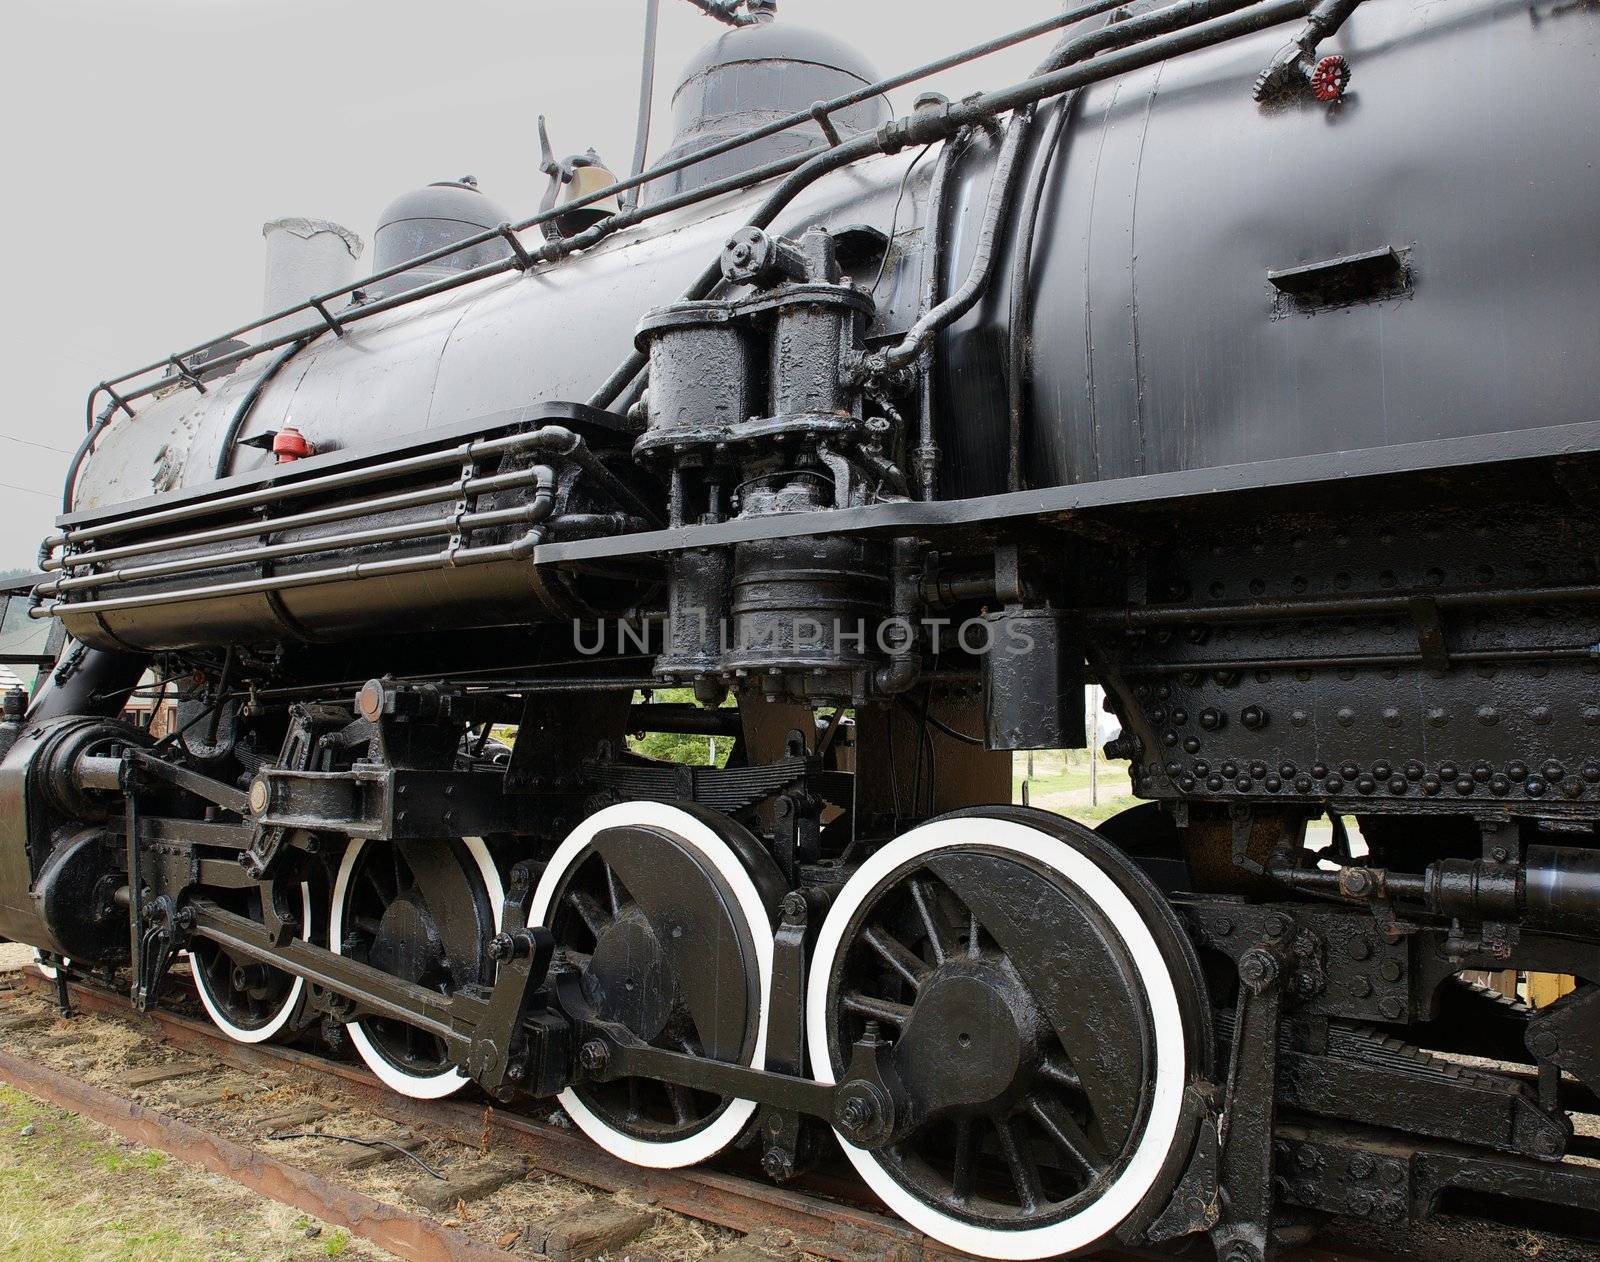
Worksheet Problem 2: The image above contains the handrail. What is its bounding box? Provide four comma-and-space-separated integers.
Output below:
77, 0, 1136, 427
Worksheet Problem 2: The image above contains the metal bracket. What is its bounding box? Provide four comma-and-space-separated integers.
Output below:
1213, 943, 1288, 1262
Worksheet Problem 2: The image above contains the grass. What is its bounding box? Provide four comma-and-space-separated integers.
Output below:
1011, 749, 1143, 825
0, 1085, 356, 1261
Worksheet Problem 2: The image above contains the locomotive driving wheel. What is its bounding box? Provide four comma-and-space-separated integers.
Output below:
190, 881, 312, 1044
328, 836, 503, 1098
808, 808, 1210, 1260
531, 801, 784, 1168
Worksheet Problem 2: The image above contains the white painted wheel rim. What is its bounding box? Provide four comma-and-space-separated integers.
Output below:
328, 836, 503, 1099
191, 883, 313, 1044
806, 816, 1189, 1261
531, 801, 774, 1169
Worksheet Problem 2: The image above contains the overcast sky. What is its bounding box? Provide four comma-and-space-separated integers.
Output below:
0, 0, 1066, 570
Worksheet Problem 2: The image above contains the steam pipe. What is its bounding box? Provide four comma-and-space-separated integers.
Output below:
877, 110, 1034, 373
213, 332, 320, 480
913, 130, 968, 501
39, 470, 558, 596
45, 465, 550, 573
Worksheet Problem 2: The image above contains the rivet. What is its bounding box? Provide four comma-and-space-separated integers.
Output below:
1336, 707, 1355, 726
1206, 775, 1224, 791
1543, 760, 1564, 781
1455, 778, 1475, 795
1179, 776, 1196, 791
1265, 775, 1283, 792
1526, 777, 1547, 797
1347, 938, 1371, 960
1172, 707, 1188, 724
1326, 777, 1343, 794
1379, 997, 1405, 1020
1472, 761, 1492, 782
1163, 730, 1179, 746
1438, 763, 1458, 781
1476, 706, 1500, 726
1311, 763, 1329, 779
1421, 775, 1442, 795
1489, 775, 1511, 795
1165, 761, 1183, 777
1426, 707, 1448, 727
1381, 707, 1402, 728
1280, 762, 1297, 778
1371, 761, 1392, 780
1356, 776, 1376, 794
1585, 761, 1600, 783
1199, 708, 1225, 731
1221, 761, 1239, 778
1507, 760, 1529, 779
1235, 777, 1252, 791
1529, 706, 1553, 726
1241, 705, 1267, 730
1294, 776, 1313, 793
1194, 760, 1211, 775
1350, 977, 1372, 997
1184, 737, 1201, 754
1250, 761, 1268, 779
1341, 761, 1361, 780
1380, 960, 1404, 982
1388, 776, 1407, 794
1404, 760, 1424, 780
1291, 709, 1309, 727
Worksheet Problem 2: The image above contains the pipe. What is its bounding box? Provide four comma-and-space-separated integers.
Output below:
213, 333, 319, 480
50, 427, 572, 549
874, 538, 925, 695
877, 110, 1035, 373
912, 131, 968, 501
40, 468, 557, 596
1086, 580, 1600, 630
45, 465, 549, 573
622, 0, 662, 214
33, 518, 554, 621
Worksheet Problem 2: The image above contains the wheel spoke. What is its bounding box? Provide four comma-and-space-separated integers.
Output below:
951, 1117, 976, 1202
994, 1115, 1043, 1211
842, 991, 913, 1026
603, 862, 624, 916
968, 908, 980, 959
665, 1082, 696, 1126
566, 889, 611, 940
1039, 1052, 1083, 1092
1028, 1094, 1107, 1181
860, 925, 930, 990
908, 876, 951, 964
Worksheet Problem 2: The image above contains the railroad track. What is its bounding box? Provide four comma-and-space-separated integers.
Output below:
0, 965, 1581, 1262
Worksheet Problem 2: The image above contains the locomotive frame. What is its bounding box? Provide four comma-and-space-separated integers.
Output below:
6, 0, 1600, 1259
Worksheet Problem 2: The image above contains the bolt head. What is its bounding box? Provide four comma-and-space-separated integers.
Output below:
578, 1040, 611, 1073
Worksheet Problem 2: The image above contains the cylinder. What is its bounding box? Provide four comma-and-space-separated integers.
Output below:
636, 302, 752, 457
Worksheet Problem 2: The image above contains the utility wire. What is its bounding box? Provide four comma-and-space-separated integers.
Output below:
0, 481, 59, 500
0, 434, 72, 455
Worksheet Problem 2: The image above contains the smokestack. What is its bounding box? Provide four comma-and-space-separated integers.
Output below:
259, 218, 364, 342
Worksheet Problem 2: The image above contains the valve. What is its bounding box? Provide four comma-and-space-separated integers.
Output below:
1310, 54, 1351, 103
272, 426, 315, 463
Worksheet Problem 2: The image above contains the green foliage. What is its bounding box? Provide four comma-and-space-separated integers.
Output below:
626, 688, 736, 769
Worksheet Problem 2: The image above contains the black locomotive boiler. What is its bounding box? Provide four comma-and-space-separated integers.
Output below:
5, 0, 1600, 1257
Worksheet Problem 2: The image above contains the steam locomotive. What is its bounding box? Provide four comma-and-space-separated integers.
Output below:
5, 0, 1600, 1257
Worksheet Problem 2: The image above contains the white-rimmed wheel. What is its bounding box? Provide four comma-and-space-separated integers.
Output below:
531, 801, 784, 1169
329, 836, 503, 1099
808, 807, 1211, 1261
32, 951, 67, 981
190, 881, 313, 1044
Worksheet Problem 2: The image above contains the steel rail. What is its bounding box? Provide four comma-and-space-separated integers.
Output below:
3, 971, 999, 1262
0, 1044, 522, 1262
80, 0, 1138, 423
